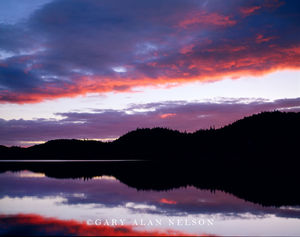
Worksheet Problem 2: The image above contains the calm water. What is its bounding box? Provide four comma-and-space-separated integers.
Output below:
0, 164, 300, 236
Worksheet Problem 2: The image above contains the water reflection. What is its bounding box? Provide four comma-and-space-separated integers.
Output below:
0, 170, 300, 236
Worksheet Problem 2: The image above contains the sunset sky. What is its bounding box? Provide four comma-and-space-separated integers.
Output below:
0, 0, 299, 146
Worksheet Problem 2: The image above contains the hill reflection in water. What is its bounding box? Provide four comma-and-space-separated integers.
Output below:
0, 167, 300, 236
0, 160, 299, 207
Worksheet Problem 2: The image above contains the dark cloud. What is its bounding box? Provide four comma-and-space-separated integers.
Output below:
0, 0, 299, 103
0, 98, 299, 146
0, 65, 41, 90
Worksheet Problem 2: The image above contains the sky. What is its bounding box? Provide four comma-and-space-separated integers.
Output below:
0, 0, 299, 146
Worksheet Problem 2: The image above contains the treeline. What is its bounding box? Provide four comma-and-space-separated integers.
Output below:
0, 111, 299, 163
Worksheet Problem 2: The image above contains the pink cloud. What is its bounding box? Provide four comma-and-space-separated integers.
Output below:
256, 34, 276, 44
177, 11, 236, 29
160, 113, 176, 119
240, 6, 261, 16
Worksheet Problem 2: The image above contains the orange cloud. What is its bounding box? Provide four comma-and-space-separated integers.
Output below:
160, 113, 176, 119
160, 198, 177, 205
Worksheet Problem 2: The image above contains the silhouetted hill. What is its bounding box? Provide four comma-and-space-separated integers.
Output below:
1, 111, 300, 206
0, 111, 299, 161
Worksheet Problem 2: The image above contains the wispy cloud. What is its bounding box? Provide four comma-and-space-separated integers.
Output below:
1, 97, 299, 146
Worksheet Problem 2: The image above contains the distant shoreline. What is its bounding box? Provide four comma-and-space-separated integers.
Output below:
1, 111, 299, 161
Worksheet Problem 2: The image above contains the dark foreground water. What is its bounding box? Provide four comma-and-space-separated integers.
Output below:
0, 161, 300, 236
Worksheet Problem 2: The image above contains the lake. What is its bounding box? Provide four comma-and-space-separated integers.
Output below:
0, 161, 299, 236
